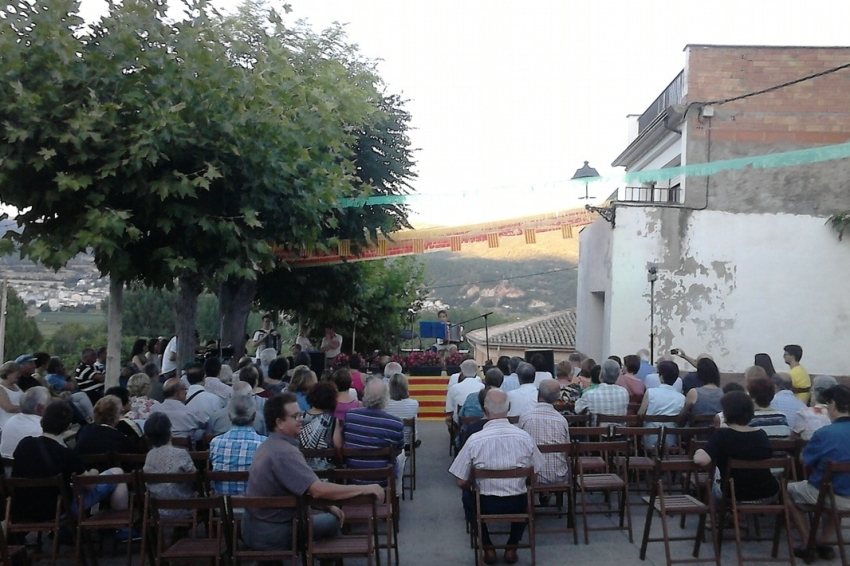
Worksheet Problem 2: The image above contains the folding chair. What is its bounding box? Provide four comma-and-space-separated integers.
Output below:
169, 436, 192, 450
569, 427, 610, 472
306, 493, 378, 566
0, 523, 29, 566
470, 467, 536, 566
333, 464, 398, 566
3, 474, 74, 566
116, 453, 149, 473
81, 452, 116, 472
146, 495, 229, 566
726, 457, 796, 566
639, 458, 720, 566
804, 461, 850, 566
227, 495, 301, 566
186, 451, 210, 471
575, 439, 633, 544
140, 471, 204, 566
532, 443, 577, 544
72, 471, 138, 566
203, 470, 250, 497
596, 414, 642, 428
446, 412, 458, 456
299, 448, 339, 481
769, 439, 801, 481
402, 417, 417, 500
616, 426, 663, 495
563, 414, 590, 426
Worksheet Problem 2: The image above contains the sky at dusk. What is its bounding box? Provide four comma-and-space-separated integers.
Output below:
77, 0, 850, 226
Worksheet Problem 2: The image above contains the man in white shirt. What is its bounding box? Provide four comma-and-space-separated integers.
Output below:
150, 377, 206, 441
507, 362, 539, 417
319, 326, 342, 367
184, 362, 226, 423
500, 357, 522, 393
160, 336, 178, 377
0, 386, 50, 459
445, 360, 483, 422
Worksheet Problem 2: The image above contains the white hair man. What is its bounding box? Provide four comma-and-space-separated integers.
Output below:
507, 362, 538, 417
383, 361, 403, 383
574, 359, 629, 424
343, 379, 406, 483
450, 389, 543, 565
519, 379, 570, 487
445, 359, 483, 423
209, 394, 265, 495
1, 386, 51, 459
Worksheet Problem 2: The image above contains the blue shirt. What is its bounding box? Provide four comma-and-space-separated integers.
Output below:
636, 361, 655, 382
46, 373, 70, 392
209, 425, 265, 495
803, 417, 850, 495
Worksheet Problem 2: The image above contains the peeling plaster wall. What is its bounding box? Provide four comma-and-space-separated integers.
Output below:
605, 206, 850, 375
576, 219, 613, 361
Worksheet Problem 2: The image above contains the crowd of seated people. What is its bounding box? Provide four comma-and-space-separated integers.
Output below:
445, 344, 850, 562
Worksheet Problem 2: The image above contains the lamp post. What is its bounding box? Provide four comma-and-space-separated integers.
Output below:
572, 161, 599, 200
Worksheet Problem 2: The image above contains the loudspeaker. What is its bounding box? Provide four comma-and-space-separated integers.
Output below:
525, 349, 555, 376
308, 352, 326, 376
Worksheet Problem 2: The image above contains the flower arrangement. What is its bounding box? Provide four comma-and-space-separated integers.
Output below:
444, 350, 464, 367
333, 353, 349, 368
390, 354, 407, 370
404, 350, 444, 368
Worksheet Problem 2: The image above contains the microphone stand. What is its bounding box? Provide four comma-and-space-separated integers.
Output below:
451, 312, 494, 362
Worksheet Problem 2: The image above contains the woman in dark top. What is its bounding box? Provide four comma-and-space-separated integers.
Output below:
681, 358, 724, 422
694, 391, 779, 502
75, 395, 137, 466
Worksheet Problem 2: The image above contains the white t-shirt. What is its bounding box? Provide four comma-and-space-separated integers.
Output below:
321, 333, 342, 359
161, 336, 178, 374
296, 335, 313, 351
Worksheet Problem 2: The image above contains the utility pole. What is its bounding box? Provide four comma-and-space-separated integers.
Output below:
0, 280, 8, 362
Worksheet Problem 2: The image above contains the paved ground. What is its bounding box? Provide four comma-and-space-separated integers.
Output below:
39, 421, 840, 566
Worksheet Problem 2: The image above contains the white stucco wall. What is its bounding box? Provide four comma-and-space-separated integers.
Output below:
576, 219, 613, 361
596, 206, 850, 375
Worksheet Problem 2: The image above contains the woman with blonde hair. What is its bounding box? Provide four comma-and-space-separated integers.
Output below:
287, 365, 317, 411
385, 373, 419, 447
127, 372, 160, 420
0, 361, 23, 430
75, 395, 137, 464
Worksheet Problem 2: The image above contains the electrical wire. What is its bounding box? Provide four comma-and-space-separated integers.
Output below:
429, 266, 576, 290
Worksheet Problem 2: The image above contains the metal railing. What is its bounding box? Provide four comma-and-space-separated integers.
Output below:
637, 70, 684, 134
620, 186, 682, 204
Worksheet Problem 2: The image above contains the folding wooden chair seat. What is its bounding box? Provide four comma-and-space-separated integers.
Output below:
616, 426, 663, 495
596, 413, 642, 428
146, 495, 229, 566
72, 471, 139, 566
532, 443, 577, 544
3, 474, 74, 566
332, 464, 397, 566
306, 493, 378, 566
639, 458, 720, 566
401, 418, 417, 500
726, 457, 796, 566
226, 495, 301, 566
575, 439, 633, 544
768, 439, 801, 481
470, 467, 536, 566
804, 461, 850, 565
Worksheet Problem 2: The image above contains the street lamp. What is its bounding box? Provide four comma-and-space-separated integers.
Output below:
572, 161, 599, 200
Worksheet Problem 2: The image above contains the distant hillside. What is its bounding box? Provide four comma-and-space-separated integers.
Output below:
420, 229, 579, 316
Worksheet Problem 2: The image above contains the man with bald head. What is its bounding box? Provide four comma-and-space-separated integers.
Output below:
149, 377, 205, 441
450, 389, 543, 564
519, 379, 570, 486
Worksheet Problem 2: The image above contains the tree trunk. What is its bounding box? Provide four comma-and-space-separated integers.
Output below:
105, 278, 123, 389
175, 271, 203, 371
218, 276, 257, 366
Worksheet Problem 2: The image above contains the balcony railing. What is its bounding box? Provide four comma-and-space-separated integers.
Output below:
621, 186, 682, 204
637, 70, 684, 134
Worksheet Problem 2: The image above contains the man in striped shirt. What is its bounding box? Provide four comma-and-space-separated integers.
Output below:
343, 378, 406, 483
450, 389, 543, 565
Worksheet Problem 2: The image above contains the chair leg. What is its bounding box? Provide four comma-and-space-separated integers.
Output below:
659, 508, 674, 566
580, 486, 590, 545
836, 512, 848, 566
732, 501, 745, 566
639, 495, 655, 560
693, 512, 706, 558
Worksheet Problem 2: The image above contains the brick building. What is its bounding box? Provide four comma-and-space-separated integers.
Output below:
576, 45, 850, 374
